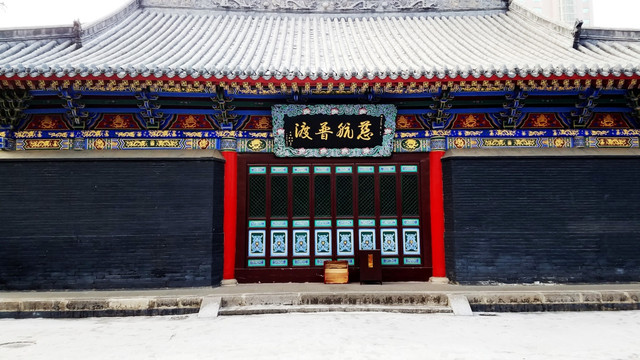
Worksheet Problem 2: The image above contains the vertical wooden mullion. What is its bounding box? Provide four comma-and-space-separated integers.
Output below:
374, 165, 381, 251
312, 170, 316, 264
396, 165, 403, 260
331, 166, 337, 260
287, 166, 293, 264
265, 167, 272, 265
353, 164, 359, 262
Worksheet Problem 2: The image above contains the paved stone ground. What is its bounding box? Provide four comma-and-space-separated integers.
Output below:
1, 311, 640, 359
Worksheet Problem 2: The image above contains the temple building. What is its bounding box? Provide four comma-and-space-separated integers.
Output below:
1, 0, 639, 289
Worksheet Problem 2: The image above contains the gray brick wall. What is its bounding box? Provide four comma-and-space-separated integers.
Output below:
0, 158, 224, 290
442, 155, 640, 284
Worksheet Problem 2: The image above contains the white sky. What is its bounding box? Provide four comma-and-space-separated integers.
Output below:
0, 0, 638, 29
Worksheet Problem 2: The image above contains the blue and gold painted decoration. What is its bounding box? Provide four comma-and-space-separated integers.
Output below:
93, 114, 142, 130
20, 113, 222, 132
382, 258, 400, 266
241, 115, 273, 130
0, 136, 13, 150
394, 136, 430, 152
271, 230, 288, 257
315, 229, 332, 256
24, 114, 70, 130
338, 258, 355, 266
380, 229, 399, 256
293, 259, 311, 267
270, 259, 288, 267
404, 258, 421, 265
248, 230, 266, 258
520, 113, 565, 129
293, 230, 311, 257
451, 114, 495, 129
395, 115, 425, 130
169, 114, 216, 129
403, 228, 421, 255
248, 259, 266, 267
219, 137, 237, 151
20, 139, 67, 150
588, 113, 630, 129
9, 113, 640, 151
315, 258, 331, 266
337, 229, 355, 256
237, 138, 272, 152
272, 104, 397, 157
359, 229, 376, 251
588, 137, 637, 148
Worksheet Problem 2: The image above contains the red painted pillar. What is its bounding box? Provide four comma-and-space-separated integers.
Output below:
429, 137, 448, 283
221, 145, 238, 286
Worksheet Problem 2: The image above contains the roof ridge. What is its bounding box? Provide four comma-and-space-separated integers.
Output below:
140, 0, 509, 14
0, 26, 76, 42
82, 0, 141, 40
580, 28, 640, 43
507, 1, 574, 48
0, 1, 141, 43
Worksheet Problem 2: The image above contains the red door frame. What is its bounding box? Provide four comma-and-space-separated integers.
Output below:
234, 153, 432, 283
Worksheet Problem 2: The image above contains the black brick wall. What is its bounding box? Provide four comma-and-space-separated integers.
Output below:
0, 158, 224, 290
443, 155, 640, 284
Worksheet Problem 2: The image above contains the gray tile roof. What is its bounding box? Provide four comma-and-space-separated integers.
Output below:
0, 0, 639, 82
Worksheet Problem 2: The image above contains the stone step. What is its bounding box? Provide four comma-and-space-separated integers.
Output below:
219, 304, 453, 316
220, 293, 450, 308
0, 297, 202, 319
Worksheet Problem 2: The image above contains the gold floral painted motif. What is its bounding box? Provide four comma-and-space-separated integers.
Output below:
401, 139, 421, 151
596, 137, 632, 148
247, 139, 267, 151
483, 138, 537, 147
122, 139, 181, 148
23, 139, 61, 149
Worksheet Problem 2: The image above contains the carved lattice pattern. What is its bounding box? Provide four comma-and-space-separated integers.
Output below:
358, 175, 375, 216
271, 176, 288, 217
401, 174, 419, 216
336, 175, 353, 217
379, 175, 396, 216
248, 176, 266, 218
314, 175, 331, 217
292, 176, 310, 217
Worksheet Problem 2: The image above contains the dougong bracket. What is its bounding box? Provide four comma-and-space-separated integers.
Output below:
572, 87, 600, 128
136, 88, 163, 129
0, 89, 31, 129
500, 86, 527, 129
426, 88, 453, 129
627, 90, 640, 122
210, 87, 238, 130
59, 87, 88, 129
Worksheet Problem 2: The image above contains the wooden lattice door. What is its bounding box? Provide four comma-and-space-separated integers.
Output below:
236, 154, 431, 282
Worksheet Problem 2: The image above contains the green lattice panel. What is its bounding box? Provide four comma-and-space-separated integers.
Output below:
380, 174, 396, 216
358, 174, 375, 217
292, 176, 310, 217
271, 176, 288, 218
248, 175, 266, 218
336, 175, 353, 217
401, 174, 419, 216
314, 175, 331, 217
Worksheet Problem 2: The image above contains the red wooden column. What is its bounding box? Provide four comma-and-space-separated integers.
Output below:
429, 137, 449, 283
221, 138, 238, 286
